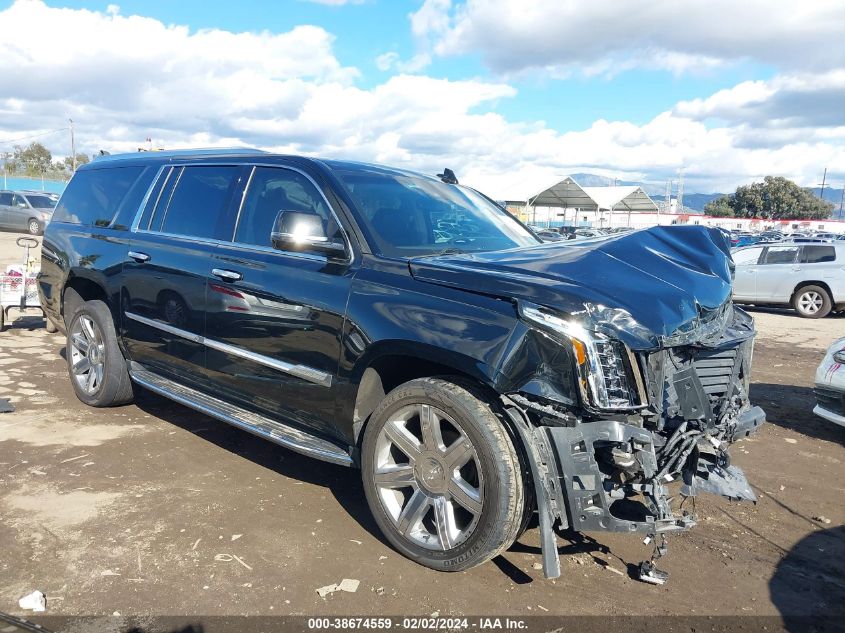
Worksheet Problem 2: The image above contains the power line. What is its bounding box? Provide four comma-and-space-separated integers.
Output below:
0, 127, 70, 147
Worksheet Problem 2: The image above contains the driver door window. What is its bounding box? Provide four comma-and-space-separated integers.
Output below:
234, 167, 340, 254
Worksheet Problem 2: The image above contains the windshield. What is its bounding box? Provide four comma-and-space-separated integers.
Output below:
26, 194, 57, 209
337, 170, 539, 257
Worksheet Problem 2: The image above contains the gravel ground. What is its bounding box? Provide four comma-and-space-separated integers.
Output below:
0, 230, 843, 628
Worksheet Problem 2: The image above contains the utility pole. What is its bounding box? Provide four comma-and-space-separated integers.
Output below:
677, 168, 685, 213
69, 118, 76, 172
819, 167, 827, 201
839, 186, 844, 219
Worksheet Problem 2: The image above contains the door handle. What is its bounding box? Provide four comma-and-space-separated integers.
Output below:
128, 251, 150, 263
211, 268, 243, 281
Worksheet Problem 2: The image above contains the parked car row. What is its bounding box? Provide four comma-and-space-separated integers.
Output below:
527, 225, 634, 242
729, 229, 845, 248
0, 189, 58, 235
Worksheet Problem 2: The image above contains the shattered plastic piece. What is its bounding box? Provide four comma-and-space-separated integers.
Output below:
637, 562, 669, 586
696, 464, 757, 502
316, 578, 359, 597
18, 590, 46, 612
0, 398, 14, 413
337, 578, 359, 593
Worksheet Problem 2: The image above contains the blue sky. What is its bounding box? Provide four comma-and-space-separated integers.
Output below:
44, 0, 776, 128
0, 0, 842, 196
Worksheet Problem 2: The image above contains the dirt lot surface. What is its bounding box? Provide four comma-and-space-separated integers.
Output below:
0, 231, 843, 627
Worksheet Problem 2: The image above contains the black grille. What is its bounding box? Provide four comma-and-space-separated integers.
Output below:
693, 348, 738, 398
815, 387, 845, 416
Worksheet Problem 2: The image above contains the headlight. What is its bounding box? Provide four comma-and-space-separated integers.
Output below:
520, 303, 645, 410
833, 350, 845, 363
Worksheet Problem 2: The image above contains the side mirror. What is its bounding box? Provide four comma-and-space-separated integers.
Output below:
270, 210, 346, 256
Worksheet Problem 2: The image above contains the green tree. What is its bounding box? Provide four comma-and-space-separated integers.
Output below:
62, 153, 90, 172
714, 176, 833, 220
704, 195, 734, 217
14, 142, 53, 176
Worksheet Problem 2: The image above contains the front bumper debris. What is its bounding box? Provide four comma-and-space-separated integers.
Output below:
504, 396, 767, 583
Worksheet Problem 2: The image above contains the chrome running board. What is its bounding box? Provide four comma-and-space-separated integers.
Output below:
129, 367, 353, 467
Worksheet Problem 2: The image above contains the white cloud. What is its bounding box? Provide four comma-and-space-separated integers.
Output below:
411, 0, 845, 77
375, 51, 432, 73
0, 0, 842, 198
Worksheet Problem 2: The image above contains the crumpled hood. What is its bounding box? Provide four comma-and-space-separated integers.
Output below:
410, 225, 734, 350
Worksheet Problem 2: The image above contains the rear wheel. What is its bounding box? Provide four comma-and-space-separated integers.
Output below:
66, 299, 134, 406
361, 377, 524, 572
792, 285, 832, 318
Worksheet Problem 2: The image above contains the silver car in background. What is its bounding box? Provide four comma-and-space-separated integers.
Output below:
0, 190, 58, 235
732, 242, 845, 318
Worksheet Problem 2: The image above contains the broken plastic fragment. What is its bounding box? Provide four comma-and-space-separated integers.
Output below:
18, 590, 46, 612
316, 578, 360, 597
637, 562, 669, 586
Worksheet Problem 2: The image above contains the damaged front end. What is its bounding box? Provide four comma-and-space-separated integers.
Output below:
499, 300, 765, 584
410, 225, 767, 583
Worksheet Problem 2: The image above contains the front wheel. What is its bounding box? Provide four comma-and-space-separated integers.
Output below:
792, 285, 832, 318
361, 378, 525, 572
27, 218, 41, 235
66, 299, 134, 406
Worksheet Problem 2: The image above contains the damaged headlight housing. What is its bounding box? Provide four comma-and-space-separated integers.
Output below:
520, 303, 645, 410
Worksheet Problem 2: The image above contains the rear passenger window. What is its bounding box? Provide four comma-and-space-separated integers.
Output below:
53, 166, 147, 227
152, 166, 239, 239
761, 246, 799, 265
800, 245, 836, 263
0, 193, 13, 206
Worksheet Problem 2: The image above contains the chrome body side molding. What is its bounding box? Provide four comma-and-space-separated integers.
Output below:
124, 311, 332, 388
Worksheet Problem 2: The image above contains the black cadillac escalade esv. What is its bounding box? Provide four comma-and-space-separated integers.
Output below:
39, 149, 765, 582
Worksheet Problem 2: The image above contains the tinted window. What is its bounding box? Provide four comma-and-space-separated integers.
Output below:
762, 246, 799, 265
24, 194, 57, 209
732, 247, 763, 265
337, 170, 537, 257
801, 245, 836, 264
235, 167, 340, 250
156, 166, 239, 239
53, 166, 146, 226
0, 193, 12, 205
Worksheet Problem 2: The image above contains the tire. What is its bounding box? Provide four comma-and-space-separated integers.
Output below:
27, 218, 41, 235
63, 287, 83, 327
65, 299, 134, 407
361, 377, 524, 572
792, 284, 832, 319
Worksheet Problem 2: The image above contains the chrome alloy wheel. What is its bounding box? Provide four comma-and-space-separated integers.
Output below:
373, 403, 484, 551
69, 315, 106, 395
798, 291, 823, 315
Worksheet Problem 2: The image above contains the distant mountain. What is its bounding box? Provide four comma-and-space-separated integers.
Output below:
682, 193, 724, 213
807, 187, 845, 219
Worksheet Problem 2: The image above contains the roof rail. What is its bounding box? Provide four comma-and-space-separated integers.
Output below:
91, 147, 267, 163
